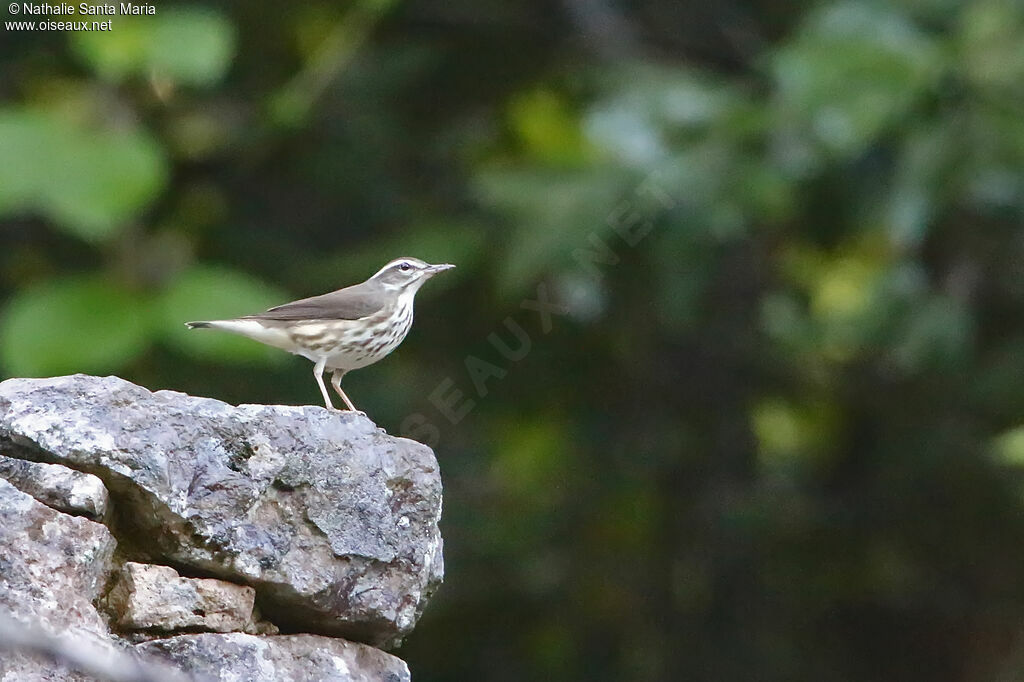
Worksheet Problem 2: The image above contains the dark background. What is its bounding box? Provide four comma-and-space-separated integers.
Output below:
2, 1, 1024, 680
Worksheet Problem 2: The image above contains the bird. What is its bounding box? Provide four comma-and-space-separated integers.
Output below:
186, 257, 454, 412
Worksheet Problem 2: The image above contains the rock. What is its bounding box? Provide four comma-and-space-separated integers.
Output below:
0, 453, 108, 520
0, 374, 444, 649
138, 633, 411, 682
0, 477, 114, 638
0, 477, 117, 680
0, 612, 193, 682
108, 562, 259, 634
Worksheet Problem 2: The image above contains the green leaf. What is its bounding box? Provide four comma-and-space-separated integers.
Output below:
0, 277, 151, 377
69, 13, 148, 82
585, 65, 737, 167
771, 2, 942, 157
960, 0, 1024, 97
148, 8, 236, 86
752, 398, 837, 470
72, 7, 235, 87
0, 107, 167, 242
993, 426, 1024, 466
508, 89, 594, 166
0, 111, 55, 213
47, 126, 167, 242
890, 295, 973, 373
881, 124, 954, 248
158, 265, 291, 365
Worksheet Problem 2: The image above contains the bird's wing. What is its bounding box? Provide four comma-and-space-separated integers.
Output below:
245, 283, 387, 321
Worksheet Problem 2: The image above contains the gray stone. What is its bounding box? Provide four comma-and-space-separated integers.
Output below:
0, 453, 108, 520
0, 612, 193, 682
0, 374, 443, 649
108, 562, 258, 634
138, 633, 411, 682
0, 477, 117, 681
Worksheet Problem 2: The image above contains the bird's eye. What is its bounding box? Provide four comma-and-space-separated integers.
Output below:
399, 263, 412, 272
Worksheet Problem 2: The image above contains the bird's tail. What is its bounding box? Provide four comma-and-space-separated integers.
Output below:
183, 319, 295, 352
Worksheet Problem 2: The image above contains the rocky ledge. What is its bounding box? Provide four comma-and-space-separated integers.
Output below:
0, 374, 443, 681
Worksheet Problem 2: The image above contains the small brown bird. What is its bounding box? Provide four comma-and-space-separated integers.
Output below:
186, 257, 454, 412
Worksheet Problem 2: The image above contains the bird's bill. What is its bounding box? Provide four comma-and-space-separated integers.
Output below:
426, 263, 456, 274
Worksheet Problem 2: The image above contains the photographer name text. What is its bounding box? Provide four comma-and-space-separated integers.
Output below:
15, 3, 155, 15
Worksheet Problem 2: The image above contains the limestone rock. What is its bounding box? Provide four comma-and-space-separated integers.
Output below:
0, 453, 108, 520
0, 374, 444, 649
0, 477, 117, 680
108, 562, 258, 634
138, 633, 411, 682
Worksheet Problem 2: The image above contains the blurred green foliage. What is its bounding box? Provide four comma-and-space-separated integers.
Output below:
73, 7, 235, 86
2, 0, 1024, 680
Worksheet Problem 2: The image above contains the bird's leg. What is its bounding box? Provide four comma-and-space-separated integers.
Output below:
313, 358, 335, 410
330, 370, 362, 413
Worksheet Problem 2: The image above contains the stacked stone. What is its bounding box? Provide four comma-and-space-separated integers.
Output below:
0, 374, 444, 681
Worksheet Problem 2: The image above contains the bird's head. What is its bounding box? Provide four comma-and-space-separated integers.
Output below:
371, 257, 455, 293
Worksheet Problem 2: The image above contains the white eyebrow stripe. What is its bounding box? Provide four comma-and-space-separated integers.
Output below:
371, 258, 425, 278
